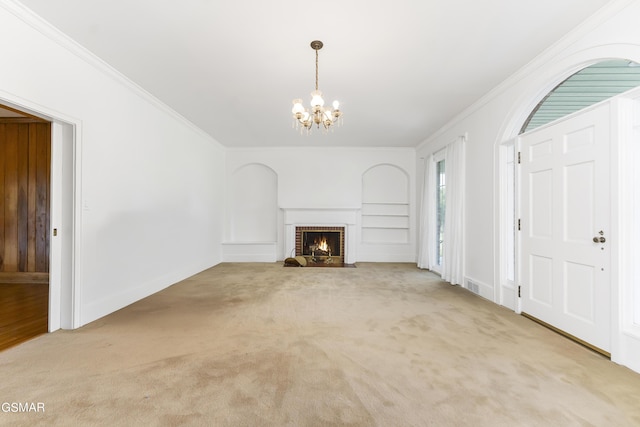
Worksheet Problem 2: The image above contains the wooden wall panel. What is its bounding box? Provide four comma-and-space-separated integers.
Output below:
27, 124, 38, 272
35, 123, 50, 272
0, 124, 4, 271
17, 123, 29, 272
0, 122, 50, 274
3, 124, 18, 271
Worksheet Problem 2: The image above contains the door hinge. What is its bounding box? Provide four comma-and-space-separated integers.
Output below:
518, 219, 521, 231
518, 286, 521, 298
518, 151, 521, 164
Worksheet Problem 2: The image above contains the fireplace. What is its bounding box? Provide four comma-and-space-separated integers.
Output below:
295, 226, 345, 265
284, 208, 356, 264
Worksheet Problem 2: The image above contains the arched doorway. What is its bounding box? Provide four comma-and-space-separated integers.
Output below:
497, 59, 640, 355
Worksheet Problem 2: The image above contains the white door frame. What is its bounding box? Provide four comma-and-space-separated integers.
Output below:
1, 94, 83, 330
50, 119, 83, 330
496, 138, 518, 311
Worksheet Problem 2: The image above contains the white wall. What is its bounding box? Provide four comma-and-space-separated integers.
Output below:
0, 1, 226, 327
416, 0, 640, 373
225, 147, 416, 262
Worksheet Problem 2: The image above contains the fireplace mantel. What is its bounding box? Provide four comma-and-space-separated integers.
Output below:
283, 208, 358, 264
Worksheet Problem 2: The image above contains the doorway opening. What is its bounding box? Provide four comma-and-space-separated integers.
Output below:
0, 101, 78, 349
0, 105, 51, 349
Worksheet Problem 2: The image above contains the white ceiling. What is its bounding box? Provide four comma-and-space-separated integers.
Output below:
15, 0, 612, 148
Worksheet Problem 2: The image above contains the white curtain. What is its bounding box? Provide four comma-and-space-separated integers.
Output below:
417, 155, 436, 269
442, 136, 465, 285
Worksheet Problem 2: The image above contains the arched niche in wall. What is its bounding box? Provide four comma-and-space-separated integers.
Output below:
229, 163, 278, 242
361, 164, 410, 243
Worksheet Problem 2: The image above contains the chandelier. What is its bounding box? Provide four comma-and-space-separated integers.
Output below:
291, 40, 342, 133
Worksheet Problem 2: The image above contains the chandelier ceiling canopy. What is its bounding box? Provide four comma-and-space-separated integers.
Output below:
291, 40, 342, 134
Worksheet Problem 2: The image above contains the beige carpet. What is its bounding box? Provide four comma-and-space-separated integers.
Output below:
1, 263, 639, 426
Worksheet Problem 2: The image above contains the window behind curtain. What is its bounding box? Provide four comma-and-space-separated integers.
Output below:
436, 159, 446, 267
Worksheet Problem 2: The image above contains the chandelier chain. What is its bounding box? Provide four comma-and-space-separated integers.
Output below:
315, 48, 319, 91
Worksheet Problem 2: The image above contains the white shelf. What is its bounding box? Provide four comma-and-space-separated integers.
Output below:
362, 227, 409, 244
362, 213, 409, 217
362, 202, 409, 205
362, 226, 409, 230
361, 200, 409, 243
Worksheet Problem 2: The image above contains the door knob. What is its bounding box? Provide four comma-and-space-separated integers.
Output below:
592, 236, 605, 243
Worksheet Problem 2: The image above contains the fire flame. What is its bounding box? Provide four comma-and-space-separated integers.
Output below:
316, 236, 329, 253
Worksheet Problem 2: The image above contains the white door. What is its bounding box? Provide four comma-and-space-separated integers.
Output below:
519, 103, 611, 353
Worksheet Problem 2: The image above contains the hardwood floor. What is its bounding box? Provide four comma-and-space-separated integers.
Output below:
0, 283, 48, 351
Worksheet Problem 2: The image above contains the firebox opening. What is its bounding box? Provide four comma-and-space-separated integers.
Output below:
302, 231, 341, 257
